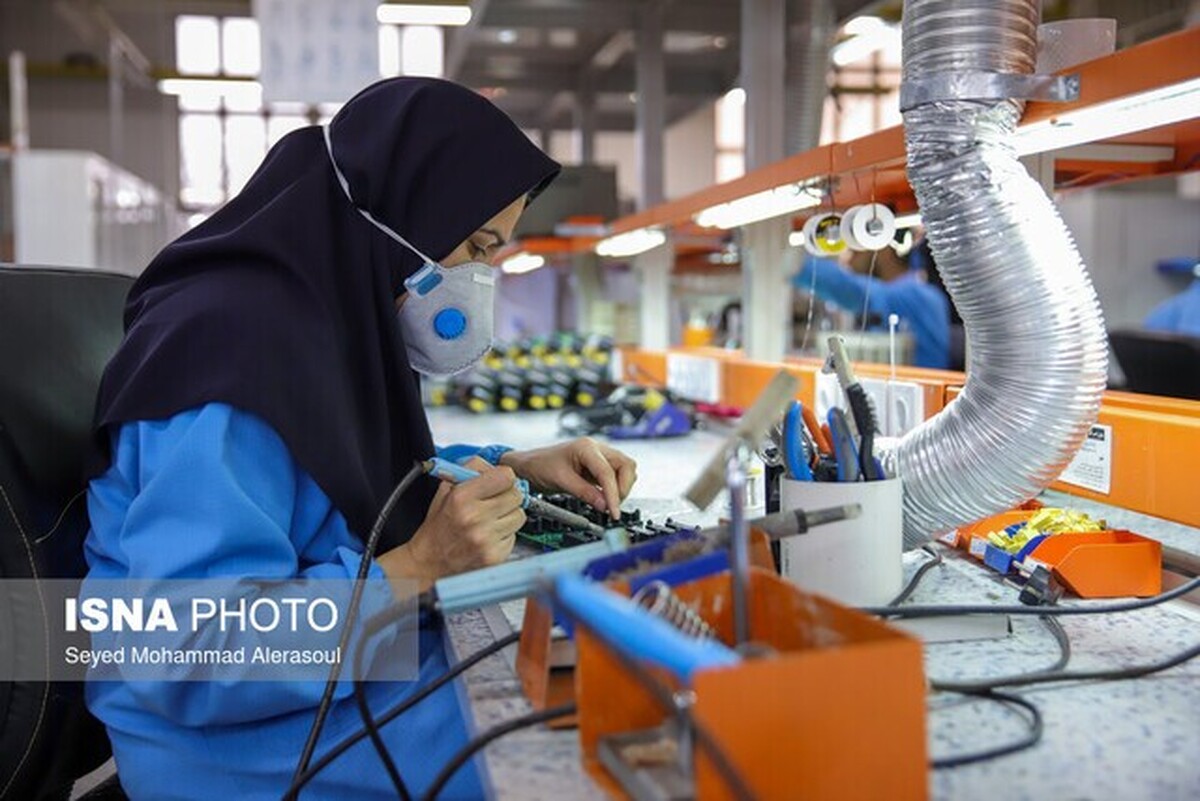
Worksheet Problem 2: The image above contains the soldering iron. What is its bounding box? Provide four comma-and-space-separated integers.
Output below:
423, 456, 608, 536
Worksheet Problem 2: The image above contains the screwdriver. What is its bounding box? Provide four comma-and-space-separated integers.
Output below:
423, 457, 609, 536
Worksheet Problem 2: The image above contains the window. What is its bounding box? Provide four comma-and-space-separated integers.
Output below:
714, 87, 745, 183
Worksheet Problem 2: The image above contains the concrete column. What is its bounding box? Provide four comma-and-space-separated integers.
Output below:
575, 74, 597, 165
741, 0, 787, 169
573, 251, 604, 332
635, 4, 666, 209
108, 37, 124, 168
740, 217, 792, 362
635, 238, 672, 350
538, 125, 553, 154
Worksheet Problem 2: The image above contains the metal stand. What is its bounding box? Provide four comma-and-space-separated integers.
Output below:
726, 446, 751, 646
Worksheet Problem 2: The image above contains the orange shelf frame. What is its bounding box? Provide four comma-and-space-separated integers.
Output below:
605, 25, 1200, 237
620, 347, 1200, 532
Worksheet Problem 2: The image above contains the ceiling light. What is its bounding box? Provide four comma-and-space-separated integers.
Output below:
1013, 77, 1200, 156
831, 21, 899, 67
376, 3, 471, 27
157, 78, 262, 104
501, 252, 545, 274
497, 29, 518, 44
596, 228, 667, 258
695, 183, 823, 229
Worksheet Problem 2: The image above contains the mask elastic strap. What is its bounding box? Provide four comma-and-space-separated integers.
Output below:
322, 124, 437, 266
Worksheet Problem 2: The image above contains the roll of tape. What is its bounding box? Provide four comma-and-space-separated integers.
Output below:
841, 205, 867, 250
847, 203, 896, 251
804, 212, 846, 256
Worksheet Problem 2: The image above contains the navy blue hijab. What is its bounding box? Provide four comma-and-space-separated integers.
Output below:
92, 78, 560, 549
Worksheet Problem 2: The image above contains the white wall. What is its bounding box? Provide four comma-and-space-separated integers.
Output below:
1057, 185, 1200, 331
546, 102, 718, 209
0, 0, 180, 198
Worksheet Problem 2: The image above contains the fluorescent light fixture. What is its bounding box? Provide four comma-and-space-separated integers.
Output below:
831, 20, 899, 67
893, 211, 922, 228
158, 78, 262, 104
694, 183, 823, 229
1014, 77, 1200, 156
501, 252, 545, 274
401, 25, 445, 77
595, 228, 667, 258
377, 3, 472, 26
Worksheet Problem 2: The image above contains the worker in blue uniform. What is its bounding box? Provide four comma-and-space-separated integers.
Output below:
793, 230, 952, 369
84, 78, 637, 800
1144, 261, 1200, 337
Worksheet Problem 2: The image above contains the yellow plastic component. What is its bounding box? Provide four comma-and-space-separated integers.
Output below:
643, 389, 666, 411
577, 392, 595, 407
500, 397, 519, 412
548, 395, 565, 409
529, 396, 546, 410
468, 398, 489, 413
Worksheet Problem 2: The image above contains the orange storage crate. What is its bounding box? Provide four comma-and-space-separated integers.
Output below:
1027, 530, 1162, 598
574, 568, 928, 800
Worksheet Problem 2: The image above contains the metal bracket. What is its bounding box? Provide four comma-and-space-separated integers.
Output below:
900, 71, 1081, 112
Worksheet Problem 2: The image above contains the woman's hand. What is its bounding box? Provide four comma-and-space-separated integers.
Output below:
378, 459, 524, 590
499, 438, 637, 520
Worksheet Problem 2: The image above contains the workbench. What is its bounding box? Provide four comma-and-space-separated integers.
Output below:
427, 407, 1200, 801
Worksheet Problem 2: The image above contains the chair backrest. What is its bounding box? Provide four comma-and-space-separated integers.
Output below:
0, 264, 133, 800
1110, 328, 1200, 401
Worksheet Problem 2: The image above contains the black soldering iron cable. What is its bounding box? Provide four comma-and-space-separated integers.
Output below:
289, 461, 426, 797
864, 574, 1200, 619
929, 689, 1044, 769
933, 639, 1200, 693
887, 546, 944, 607
282, 629, 522, 800
419, 704, 577, 801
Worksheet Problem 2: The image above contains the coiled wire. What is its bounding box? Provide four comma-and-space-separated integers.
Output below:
885, 0, 1108, 547
631, 580, 717, 640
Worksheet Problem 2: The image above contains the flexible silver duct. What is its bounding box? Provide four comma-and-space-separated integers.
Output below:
785, 0, 836, 155
883, 0, 1109, 547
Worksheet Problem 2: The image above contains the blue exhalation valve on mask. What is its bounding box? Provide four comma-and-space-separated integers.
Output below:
434, 308, 468, 340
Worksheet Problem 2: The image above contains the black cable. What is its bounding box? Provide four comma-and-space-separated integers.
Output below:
888, 546, 943, 607
930, 615, 1071, 694
933, 640, 1200, 693
547, 586, 757, 801
419, 703, 577, 801
351, 603, 422, 801
282, 629, 522, 800
289, 461, 426, 798
929, 689, 1043, 769
864, 574, 1200, 619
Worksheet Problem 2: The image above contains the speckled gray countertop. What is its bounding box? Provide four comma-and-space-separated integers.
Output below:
428, 407, 1200, 800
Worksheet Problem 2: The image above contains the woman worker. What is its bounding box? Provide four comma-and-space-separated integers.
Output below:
84, 78, 637, 799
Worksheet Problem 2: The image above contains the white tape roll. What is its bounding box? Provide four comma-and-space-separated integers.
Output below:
803, 212, 846, 256
841, 205, 868, 250
847, 203, 896, 251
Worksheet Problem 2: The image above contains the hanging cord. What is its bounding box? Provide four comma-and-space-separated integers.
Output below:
289, 462, 426, 796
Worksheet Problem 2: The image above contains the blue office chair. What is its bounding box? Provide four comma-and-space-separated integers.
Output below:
0, 264, 132, 800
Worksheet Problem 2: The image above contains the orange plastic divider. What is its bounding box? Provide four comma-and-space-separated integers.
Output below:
575, 568, 927, 801
1029, 531, 1162, 598
617, 347, 667, 386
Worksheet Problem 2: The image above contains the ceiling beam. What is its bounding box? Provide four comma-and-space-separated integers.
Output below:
459, 65, 731, 95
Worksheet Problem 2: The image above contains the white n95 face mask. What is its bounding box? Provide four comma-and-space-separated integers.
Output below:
322, 124, 497, 377
398, 260, 495, 377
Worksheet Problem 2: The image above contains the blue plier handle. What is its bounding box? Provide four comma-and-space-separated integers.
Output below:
783, 401, 814, 481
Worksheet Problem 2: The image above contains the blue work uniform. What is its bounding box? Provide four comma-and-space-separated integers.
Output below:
1144, 280, 1200, 337
795, 256, 951, 369
85, 403, 505, 800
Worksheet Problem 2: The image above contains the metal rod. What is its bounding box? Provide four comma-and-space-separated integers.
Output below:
726, 448, 751, 646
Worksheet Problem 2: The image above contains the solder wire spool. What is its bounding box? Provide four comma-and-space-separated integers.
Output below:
802, 212, 847, 257
842, 203, 897, 251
